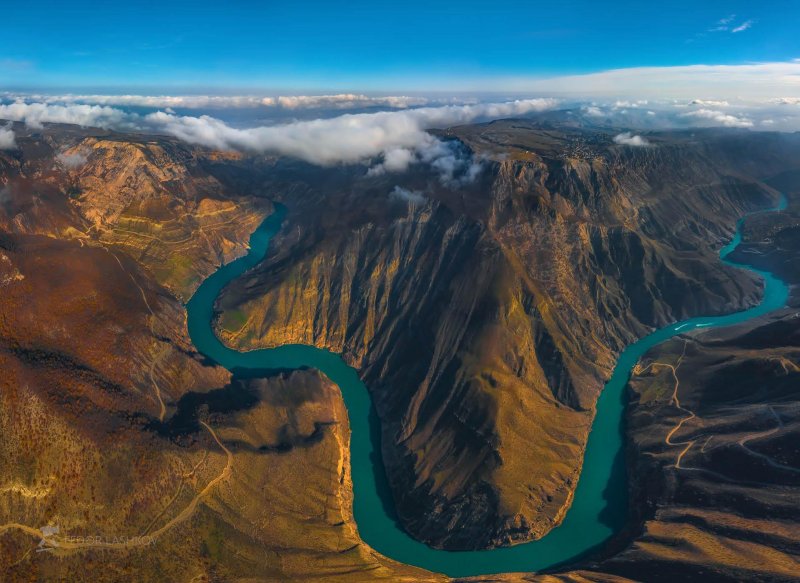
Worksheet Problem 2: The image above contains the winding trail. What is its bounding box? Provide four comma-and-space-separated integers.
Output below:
637, 340, 698, 469
0, 421, 232, 553
109, 250, 167, 421
641, 344, 799, 478
736, 407, 799, 473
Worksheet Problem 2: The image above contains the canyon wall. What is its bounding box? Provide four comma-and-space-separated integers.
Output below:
216, 129, 788, 549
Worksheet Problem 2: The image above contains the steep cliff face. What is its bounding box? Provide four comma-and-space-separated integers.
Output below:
216, 128, 786, 549
219, 201, 598, 546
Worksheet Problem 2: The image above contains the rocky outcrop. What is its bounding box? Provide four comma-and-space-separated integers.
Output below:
1, 129, 272, 300
215, 127, 790, 549
68, 137, 272, 298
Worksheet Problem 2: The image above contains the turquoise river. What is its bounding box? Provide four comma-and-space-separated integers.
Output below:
186, 194, 789, 577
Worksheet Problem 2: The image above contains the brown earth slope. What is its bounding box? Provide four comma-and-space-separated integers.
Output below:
0, 125, 438, 581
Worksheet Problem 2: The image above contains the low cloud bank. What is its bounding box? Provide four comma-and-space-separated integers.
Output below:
148, 98, 555, 182
0, 97, 556, 184
390, 186, 426, 204
142, 98, 558, 165
0, 125, 15, 149
367, 137, 484, 185
1, 92, 435, 111
688, 99, 730, 107
56, 151, 89, 169
499, 61, 800, 100
578, 97, 788, 131
4, 88, 800, 181
680, 108, 753, 128
613, 132, 650, 146
0, 102, 131, 130
274, 94, 429, 110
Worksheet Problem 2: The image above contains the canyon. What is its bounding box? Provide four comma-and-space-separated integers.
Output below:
0, 117, 798, 581
215, 122, 800, 549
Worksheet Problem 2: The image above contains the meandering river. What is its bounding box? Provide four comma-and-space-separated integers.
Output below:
186, 194, 788, 577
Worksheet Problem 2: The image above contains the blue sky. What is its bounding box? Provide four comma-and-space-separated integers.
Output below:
1, 0, 798, 90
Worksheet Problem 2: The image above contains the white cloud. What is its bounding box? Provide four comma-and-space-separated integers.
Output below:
367, 148, 417, 175
274, 94, 428, 110
0, 101, 133, 129
680, 108, 754, 128
390, 186, 426, 204
613, 132, 650, 147
417, 139, 484, 186
56, 151, 88, 169
732, 20, 754, 33
1, 92, 432, 111
2, 98, 554, 170
613, 100, 649, 109
562, 97, 800, 132
366, 140, 485, 185
142, 98, 558, 166
708, 14, 738, 32
497, 61, 800, 100
0, 97, 554, 181
0, 125, 15, 149
62, 94, 272, 109
9, 83, 800, 171
706, 15, 753, 34
689, 99, 730, 107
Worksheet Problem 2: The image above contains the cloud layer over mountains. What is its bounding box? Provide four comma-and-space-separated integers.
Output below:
490, 61, 800, 100
0, 92, 440, 111
0, 102, 130, 130
0, 124, 15, 149
1, 78, 800, 177
142, 99, 558, 165
0, 98, 558, 179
